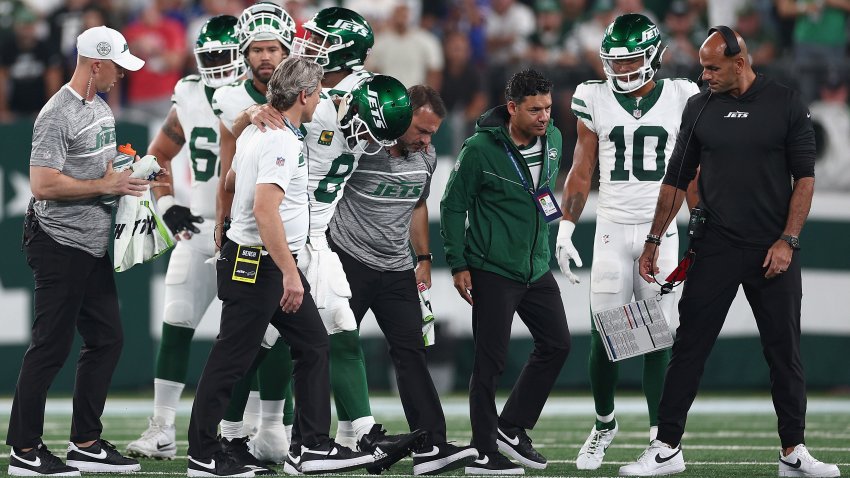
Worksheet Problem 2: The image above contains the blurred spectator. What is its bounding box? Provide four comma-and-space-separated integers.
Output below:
485, 0, 536, 66
439, 30, 487, 153
0, 8, 62, 121
48, 0, 91, 80
565, 0, 617, 79
527, 0, 577, 67
559, 0, 589, 32
445, 0, 487, 65
661, 0, 702, 78
735, 3, 777, 66
809, 73, 850, 191
776, 0, 850, 102
345, 0, 418, 30
0, 0, 25, 43
367, 1, 444, 89
707, 0, 750, 27
122, 0, 187, 125
616, 0, 659, 23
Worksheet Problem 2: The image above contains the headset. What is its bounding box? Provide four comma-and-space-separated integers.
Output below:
696, 25, 740, 88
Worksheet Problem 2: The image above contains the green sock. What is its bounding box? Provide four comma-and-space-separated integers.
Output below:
258, 339, 292, 400
283, 382, 294, 426
223, 348, 268, 422
643, 347, 671, 426
155, 323, 196, 382
330, 330, 371, 421
589, 327, 618, 430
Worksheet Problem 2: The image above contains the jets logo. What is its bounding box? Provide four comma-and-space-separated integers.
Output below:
642, 26, 659, 42
548, 147, 558, 160
367, 88, 387, 129
96, 41, 111, 56
724, 111, 749, 118
328, 19, 370, 37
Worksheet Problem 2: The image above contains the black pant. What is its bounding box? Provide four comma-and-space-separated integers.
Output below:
7, 228, 123, 448
187, 241, 330, 459
657, 227, 806, 448
332, 242, 448, 445
468, 268, 571, 453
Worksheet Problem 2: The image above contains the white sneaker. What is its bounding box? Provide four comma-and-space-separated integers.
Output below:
619, 440, 685, 476
576, 422, 618, 470
126, 416, 177, 459
248, 427, 289, 464
779, 444, 840, 477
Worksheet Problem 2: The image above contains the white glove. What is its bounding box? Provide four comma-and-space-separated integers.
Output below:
555, 220, 583, 284
130, 154, 162, 180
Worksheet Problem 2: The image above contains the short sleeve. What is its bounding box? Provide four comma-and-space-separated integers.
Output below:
30, 106, 70, 170
419, 146, 438, 201
571, 83, 595, 133
256, 131, 298, 193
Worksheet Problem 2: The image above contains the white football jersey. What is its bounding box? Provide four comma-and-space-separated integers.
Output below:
304, 70, 373, 235
172, 75, 222, 219
212, 78, 267, 135
572, 78, 699, 223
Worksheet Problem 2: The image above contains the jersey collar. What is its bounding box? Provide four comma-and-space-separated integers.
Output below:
613, 79, 664, 119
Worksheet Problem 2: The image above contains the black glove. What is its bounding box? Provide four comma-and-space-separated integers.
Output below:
162, 204, 204, 235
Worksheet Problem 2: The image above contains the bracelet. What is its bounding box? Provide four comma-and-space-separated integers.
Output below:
645, 234, 662, 246
416, 253, 433, 263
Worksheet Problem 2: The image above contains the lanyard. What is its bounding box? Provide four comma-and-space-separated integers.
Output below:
284, 117, 303, 139
499, 139, 547, 195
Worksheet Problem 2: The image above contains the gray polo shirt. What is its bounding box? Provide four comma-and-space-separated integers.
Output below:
30, 85, 116, 257
328, 145, 436, 271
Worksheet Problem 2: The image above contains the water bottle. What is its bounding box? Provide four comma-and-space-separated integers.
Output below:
101, 143, 136, 207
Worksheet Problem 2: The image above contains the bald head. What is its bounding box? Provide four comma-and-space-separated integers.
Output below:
698, 28, 755, 96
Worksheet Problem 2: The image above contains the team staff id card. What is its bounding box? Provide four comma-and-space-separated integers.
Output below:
232, 245, 263, 283
534, 186, 563, 222
593, 297, 673, 362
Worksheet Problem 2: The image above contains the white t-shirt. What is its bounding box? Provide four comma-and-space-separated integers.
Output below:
226, 123, 309, 252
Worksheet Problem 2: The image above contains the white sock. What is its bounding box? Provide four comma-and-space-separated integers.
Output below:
336, 420, 354, 440
649, 426, 658, 442
243, 391, 261, 431
351, 416, 376, 440
260, 400, 285, 431
220, 420, 244, 440
285, 424, 293, 443
596, 412, 615, 425
153, 378, 184, 426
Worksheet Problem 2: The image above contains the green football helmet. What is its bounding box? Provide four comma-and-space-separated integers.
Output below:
600, 13, 666, 94
237, 2, 296, 54
337, 75, 412, 155
195, 15, 244, 88
292, 7, 374, 72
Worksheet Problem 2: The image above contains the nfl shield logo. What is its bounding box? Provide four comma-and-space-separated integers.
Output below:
276, 157, 285, 167
633, 109, 642, 119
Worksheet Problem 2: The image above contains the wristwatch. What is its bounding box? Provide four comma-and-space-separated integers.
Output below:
416, 253, 433, 263
780, 234, 800, 250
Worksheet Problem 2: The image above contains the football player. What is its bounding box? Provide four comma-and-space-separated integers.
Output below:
125, 14, 248, 461
233, 9, 430, 473
555, 13, 699, 470
211, 1, 297, 468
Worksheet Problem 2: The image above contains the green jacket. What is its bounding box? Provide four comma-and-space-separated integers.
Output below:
440, 105, 563, 283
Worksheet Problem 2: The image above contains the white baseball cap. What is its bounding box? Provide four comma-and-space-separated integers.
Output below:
77, 26, 145, 71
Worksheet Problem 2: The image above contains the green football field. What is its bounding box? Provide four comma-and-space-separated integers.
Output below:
1, 395, 848, 478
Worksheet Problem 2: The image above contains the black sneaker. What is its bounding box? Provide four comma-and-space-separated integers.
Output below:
188, 451, 256, 477
465, 452, 524, 475
359, 424, 428, 474
66, 439, 141, 473
9, 442, 80, 476
496, 425, 547, 469
412, 442, 479, 475
298, 440, 374, 474
282, 450, 302, 476
220, 436, 277, 475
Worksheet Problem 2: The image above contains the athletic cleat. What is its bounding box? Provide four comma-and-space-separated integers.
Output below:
249, 427, 289, 464
298, 440, 373, 474
412, 442, 478, 475
778, 444, 840, 477
619, 440, 685, 476
66, 439, 141, 473
220, 436, 277, 475
9, 442, 80, 476
496, 425, 547, 469
465, 452, 524, 475
126, 416, 177, 460
575, 421, 619, 470
359, 425, 428, 474
188, 451, 256, 477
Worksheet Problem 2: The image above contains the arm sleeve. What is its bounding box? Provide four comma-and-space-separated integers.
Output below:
29, 107, 70, 170
662, 96, 703, 190
440, 142, 482, 272
256, 132, 294, 192
785, 90, 816, 179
